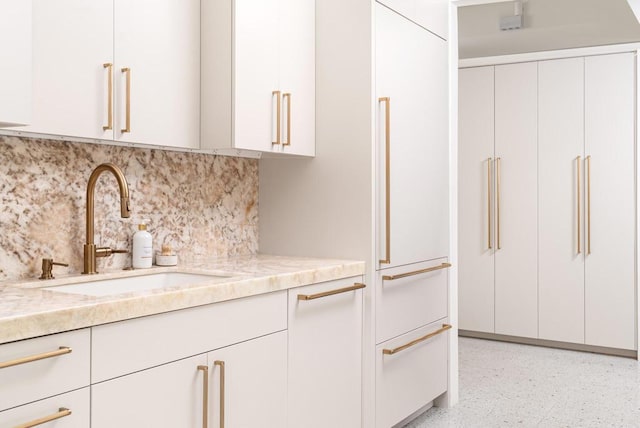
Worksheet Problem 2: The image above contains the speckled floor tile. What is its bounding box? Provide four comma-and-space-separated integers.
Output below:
405, 337, 640, 428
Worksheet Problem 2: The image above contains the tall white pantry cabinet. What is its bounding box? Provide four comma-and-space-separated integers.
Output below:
260, 1, 454, 427
459, 51, 637, 352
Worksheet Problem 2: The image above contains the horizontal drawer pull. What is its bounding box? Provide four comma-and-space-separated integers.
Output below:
382, 324, 451, 355
297, 283, 366, 301
15, 407, 72, 428
0, 347, 71, 370
382, 263, 452, 281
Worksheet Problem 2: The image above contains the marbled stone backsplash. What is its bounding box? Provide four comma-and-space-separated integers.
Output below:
0, 136, 258, 280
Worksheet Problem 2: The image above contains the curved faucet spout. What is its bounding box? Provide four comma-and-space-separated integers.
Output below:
83, 163, 131, 274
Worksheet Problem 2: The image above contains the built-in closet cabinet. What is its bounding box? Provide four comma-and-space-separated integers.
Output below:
539, 53, 635, 350
16, 0, 200, 149
460, 51, 636, 352
458, 63, 538, 339
201, 0, 315, 156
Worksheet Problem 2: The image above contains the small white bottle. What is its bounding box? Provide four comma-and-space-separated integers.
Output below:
132, 220, 153, 269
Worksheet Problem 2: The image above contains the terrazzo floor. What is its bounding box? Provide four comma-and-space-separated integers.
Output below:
405, 337, 640, 427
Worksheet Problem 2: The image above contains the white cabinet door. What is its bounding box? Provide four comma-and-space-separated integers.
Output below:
458, 66, 495, 333
234, 0, 280, 153
19, 0, 112, 138
538, 57, 586, 344
494, 62, 538, 338
376, 4, 449, 269
114, 0, 200, 148
0, 0, 31, 127
208, 331, 287, 428
92, 354, 208, 428
376, 0, 449, 39
0, 388, 89, 428
288, 278, 363, 428
584, 53, 636, 350
279, 0, 315, 156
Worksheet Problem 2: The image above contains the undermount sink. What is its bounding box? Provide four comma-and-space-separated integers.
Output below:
43, 272, 233, 297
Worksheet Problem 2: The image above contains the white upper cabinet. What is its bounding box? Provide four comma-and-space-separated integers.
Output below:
376, 0, 449, 39
376, 4, 449, 269
21, 0, 112, 139
14, 0, 200, 149
114, 0, 200, 148
0, 0, 31, 127
201, 0, 315, 156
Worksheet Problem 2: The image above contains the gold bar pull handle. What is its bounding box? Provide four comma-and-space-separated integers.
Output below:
379, 96, 391, 264
382, 324, 452, 355
282, 93, 291, 146
121, 67, 131, 133
197, 365, 208, 428
488, 157, 492, 250
103, 63, 113, 131
496, 157, 501, 250
214, 360, 225, 428
15, 408, 71, 428
0, 347, 71, 370
297, 283, 366, 301
382, 263, 451, 281
577, 156, 581, 255
586, 155, 591, 255
272, 90, 281, 145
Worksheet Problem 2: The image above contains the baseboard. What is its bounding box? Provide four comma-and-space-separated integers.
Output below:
459, 330, 638, 359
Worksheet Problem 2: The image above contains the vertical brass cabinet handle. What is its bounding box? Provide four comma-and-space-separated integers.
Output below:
214, 360, 225, 428
496, 157, 501, 250
379, 96, 391, 264
14, 408, 71, 428
297, 283, 366, 300
282, 93, 291, 146
577, 156, 581, 255
103, 63, 113, 131
121, 67, 131, 133
586, 155, 591, 255
487, 157, 492, 250
382, 324, 452, 355
272, 90, 281, 145
0, 346, 71, 369
197, 365, 208, 428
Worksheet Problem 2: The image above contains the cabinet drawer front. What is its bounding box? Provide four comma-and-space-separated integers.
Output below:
0, 329, 90, 411
0, 387, 89, 428
92, 291, 287, 383
375, 321, 449, 428
376, 258, 448, 344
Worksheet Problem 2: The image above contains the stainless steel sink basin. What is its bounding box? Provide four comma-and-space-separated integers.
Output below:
43, 272, 232, 297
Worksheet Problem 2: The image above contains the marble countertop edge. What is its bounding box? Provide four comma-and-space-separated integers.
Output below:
0, 255, 365, 345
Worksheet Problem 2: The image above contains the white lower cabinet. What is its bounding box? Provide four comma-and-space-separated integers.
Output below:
0, 328, 90, 412
0, 387, 90, 428
375, 320, 450, 428
92, 354, 208, 428
288, 277, 364, 428
207, 331, 287, 428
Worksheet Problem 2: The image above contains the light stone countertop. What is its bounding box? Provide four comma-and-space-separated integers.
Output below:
0, 254, 365, 345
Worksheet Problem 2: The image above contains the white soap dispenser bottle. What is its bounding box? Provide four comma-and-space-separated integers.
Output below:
132, 219, 153, 269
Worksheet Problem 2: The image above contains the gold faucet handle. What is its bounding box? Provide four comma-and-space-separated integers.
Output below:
95, 247, 129, 258
39, 258, 69, 280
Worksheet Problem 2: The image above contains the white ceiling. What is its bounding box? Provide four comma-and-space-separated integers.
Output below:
458, 0, 640, 58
